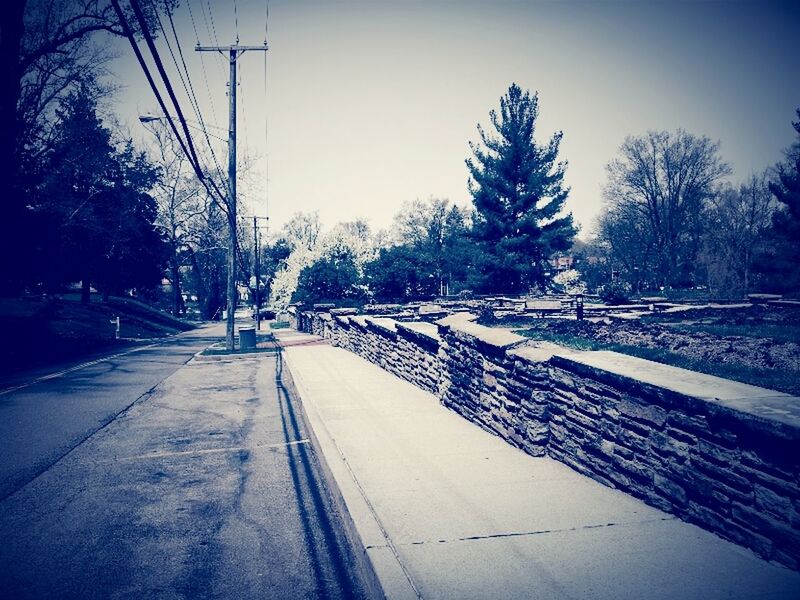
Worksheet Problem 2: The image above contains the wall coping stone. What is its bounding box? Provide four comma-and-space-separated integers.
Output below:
418, 304, 446, 315
318, 313, 332, 322
351, 316, 369, 328
397, 321, 440, 342
554, 350, 800, 430
365, 317, 398, 334
446, 320, 528, 351
435, 312, 478, 327
334, 315, 351, 326
769, 299, 800, 308
510, 342, 578, 363
330, 307, 359, 316
382, 311, 416, 321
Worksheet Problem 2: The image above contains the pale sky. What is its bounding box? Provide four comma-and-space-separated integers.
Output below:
113, 0, 800, 238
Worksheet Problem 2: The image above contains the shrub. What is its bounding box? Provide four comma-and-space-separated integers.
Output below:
599, 280, 633, 304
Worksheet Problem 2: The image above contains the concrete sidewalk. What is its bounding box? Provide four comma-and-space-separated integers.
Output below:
276, 329, 800, 600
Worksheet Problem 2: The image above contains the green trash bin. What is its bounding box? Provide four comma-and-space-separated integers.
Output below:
239, 326, 256, 350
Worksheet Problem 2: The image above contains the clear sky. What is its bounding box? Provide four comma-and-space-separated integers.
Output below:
112, 0, 800, 238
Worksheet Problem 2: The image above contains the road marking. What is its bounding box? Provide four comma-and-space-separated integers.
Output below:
112, 439, 310, 462
0, 343, 162, 397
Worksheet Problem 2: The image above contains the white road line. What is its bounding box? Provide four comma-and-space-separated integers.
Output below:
112, 439, 311, 462
0, 343, 160, 397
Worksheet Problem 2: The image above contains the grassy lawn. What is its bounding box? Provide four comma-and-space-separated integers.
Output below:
658, 322, 800, 345
515, 328, 800, 395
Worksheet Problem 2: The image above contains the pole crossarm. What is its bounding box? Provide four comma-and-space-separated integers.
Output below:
196, 44, 268, 57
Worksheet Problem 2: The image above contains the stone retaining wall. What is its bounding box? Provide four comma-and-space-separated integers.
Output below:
295, 309, 800, 569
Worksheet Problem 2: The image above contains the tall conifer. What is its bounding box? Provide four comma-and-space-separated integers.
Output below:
466, 83, 575, 293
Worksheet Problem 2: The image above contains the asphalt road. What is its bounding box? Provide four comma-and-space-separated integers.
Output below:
0, 326, 367, 599
0, 324, 224, 501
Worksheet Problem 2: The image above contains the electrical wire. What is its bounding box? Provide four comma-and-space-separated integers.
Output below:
110, 0, 228, 212
128, 0, 202, 172
198, 0, 227, 80
233, 0, 240, 43
162, 6, 228, 191
186, 0, 220, 125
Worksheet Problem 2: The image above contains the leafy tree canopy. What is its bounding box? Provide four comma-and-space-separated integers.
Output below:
35, 86, 166, 297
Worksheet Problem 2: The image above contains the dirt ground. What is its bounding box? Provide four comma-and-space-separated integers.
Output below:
516, 305, 800, 374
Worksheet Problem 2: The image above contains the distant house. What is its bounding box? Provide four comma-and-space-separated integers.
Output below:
549, 255, 574, 272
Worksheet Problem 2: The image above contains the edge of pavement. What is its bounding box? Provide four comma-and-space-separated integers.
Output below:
279, 347, 420, 600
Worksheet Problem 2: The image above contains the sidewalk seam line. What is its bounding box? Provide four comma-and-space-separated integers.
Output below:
397, 516, 678, 546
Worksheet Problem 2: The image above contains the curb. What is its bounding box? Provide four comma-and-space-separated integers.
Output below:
279, 348, 421, 600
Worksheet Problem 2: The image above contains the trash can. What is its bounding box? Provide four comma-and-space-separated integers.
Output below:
239, 327, 256, 350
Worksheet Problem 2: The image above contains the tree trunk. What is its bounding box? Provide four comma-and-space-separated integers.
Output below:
189, 250, 211, 319
0, 1, 28, 296
171, 259, 182, 316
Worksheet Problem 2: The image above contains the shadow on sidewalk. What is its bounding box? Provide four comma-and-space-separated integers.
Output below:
274, 350, 363, 600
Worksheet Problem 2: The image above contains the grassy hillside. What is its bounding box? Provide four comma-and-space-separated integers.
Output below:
0, 295, 196, 375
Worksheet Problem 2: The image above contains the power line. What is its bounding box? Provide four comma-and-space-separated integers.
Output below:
198, 0, 227, 79
265, 0, 270, 42
186, 0, 221, 126
264, 0, 270, 220
233, 0, 240, 43
161, 7, 228, 191
110, 0, 227, 211
127, 0, 203, 174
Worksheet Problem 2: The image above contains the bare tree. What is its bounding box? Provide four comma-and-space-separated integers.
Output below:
596, 200, 657, 293
701, 174, 777, 297
146, 120, 207, 315
603, 130, 730, 289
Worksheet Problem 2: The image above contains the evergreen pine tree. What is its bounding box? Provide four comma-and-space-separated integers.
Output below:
761, 108, 800, 292
466, 83, 575, 293
769, 110, 800, 244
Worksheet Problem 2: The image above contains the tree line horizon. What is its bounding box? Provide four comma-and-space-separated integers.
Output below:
1, 2, 798, 313
275, 83, 800, 308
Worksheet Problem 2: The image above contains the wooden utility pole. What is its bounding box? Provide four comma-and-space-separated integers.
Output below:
196, 42, 268, 350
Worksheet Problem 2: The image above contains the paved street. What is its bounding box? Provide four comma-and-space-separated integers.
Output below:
0, 326, 367, 599
0, 324, 224, 501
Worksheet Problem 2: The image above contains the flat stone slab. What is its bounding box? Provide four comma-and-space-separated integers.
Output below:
510, 342, 578, 363
769, 299, 800, 308
444, 320, 527, 350
748, 294, 782, 301
525, 300, 563, 310
282, 332, 800, 600
366, 317, 398, 333
397, 321, 440, 341
435, 312, 477, 327
555, 350, 800, 429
